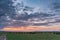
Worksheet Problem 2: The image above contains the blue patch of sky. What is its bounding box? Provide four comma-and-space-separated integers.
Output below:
22, 0, 53, 8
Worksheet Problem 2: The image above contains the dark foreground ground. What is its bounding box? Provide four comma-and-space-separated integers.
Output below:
0, 32, 60, 40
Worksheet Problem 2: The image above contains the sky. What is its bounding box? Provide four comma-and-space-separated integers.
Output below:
0, 0, 60, 32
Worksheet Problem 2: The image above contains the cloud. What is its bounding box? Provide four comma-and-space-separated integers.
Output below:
1, 26, 60, 32
0, 0, 60, 29
0, 12, 56, 27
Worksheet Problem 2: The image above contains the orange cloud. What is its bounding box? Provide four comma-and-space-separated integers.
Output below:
1, 26, 60, 32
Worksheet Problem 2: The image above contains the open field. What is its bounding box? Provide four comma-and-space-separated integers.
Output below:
0, 32, 60, 40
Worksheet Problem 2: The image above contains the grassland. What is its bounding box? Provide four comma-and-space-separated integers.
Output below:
0, 32, 60, 40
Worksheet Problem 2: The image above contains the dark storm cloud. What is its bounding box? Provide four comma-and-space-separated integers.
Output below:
6, 20, 31, 27
0, 11, 56, 28
4, 13, 55, 27
52, 3, 60, 9
0, 0, 60, 28
15, 12, 55, 20
0, 0, 16, 28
